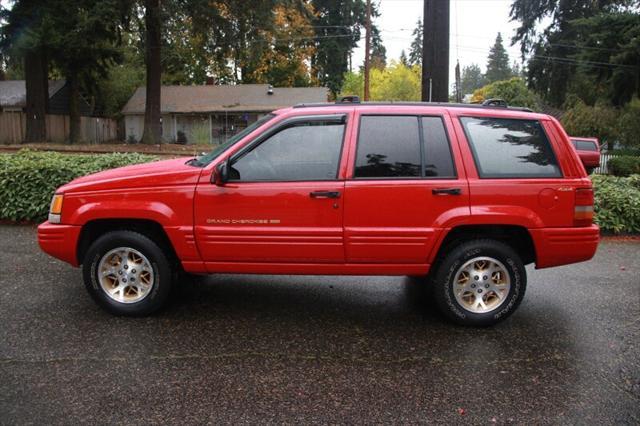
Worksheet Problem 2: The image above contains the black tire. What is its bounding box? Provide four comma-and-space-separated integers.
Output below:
82, 230, 173, 316
432, 239, 526, 327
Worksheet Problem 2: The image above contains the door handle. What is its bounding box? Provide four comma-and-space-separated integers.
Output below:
432, 187, 462, 195
310, 191, 341, 199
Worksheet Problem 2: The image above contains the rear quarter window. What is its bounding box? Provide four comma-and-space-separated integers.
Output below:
572, 140, 598, 151
460, 117, 562, 178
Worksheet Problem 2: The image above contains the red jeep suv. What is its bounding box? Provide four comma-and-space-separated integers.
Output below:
38, 101, 599, 326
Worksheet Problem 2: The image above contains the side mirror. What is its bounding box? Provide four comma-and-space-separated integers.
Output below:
213, 159, 230, 186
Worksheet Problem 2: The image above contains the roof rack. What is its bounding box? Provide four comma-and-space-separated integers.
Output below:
293, 97, 533, 112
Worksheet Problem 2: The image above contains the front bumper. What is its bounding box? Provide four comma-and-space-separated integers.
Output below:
37, 221, 82, 267
530, 225, 600, 269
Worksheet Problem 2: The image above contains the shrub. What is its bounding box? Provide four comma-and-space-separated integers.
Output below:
607, 156, 640, 177
471, 78, 539, 110
561, 100, 619, 149
591, 174, 640, 234
0, 150, 158, 222
617, 97, 640, 150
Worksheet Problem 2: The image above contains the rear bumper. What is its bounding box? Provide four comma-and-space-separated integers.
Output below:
530, 225, 600, 269
37, 221, 81, 267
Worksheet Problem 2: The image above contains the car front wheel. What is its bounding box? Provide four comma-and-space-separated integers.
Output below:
432, 239, 526, 326
82, 231, 173, 316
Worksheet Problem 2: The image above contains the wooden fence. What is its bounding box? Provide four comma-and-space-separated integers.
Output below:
0, 112, 118, 144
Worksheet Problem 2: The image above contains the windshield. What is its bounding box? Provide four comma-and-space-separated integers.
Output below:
190, 114, 276, 166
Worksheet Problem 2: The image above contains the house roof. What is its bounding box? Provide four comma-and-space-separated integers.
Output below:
121, 84, 329, 115
0, 80, 67, 108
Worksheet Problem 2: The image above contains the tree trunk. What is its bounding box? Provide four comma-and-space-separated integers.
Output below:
24, 49, 47, 143
68, 72, 80, 144
141, 0, 162, 145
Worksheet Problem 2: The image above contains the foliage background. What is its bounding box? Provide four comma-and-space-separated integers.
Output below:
592, 174, 640, 234
0, 151, 157, 222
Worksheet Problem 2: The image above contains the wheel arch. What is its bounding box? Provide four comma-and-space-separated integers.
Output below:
77, 218, 179, 267
430, 224, 536, 267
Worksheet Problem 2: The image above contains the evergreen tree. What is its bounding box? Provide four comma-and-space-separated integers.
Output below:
510, 0, 632, 106
485, 33, 512, 83
311, 0, 366, 96
399, 49, 409, 66
460, 64, 485, 95
408, 19, 422, 66
370, 25, 386, 70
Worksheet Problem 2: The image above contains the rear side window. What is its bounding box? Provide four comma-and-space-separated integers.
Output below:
573, 140, 598, 151
355, 116, 421, 178
460, 117, 561, 178
354, 115, 456, 178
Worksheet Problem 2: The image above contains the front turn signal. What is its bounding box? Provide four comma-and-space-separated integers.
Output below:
49, 194, 64, 223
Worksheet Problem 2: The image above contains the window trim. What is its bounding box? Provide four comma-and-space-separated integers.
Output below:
460, 116, 564, 180
227, 113, 348, 183
352, 114, 458, 181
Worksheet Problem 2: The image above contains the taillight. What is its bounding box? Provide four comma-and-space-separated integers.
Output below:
574, 188, 594, 226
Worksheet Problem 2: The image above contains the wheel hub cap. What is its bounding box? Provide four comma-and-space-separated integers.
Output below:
453, 256, 511, 314
98, 247, 154, 304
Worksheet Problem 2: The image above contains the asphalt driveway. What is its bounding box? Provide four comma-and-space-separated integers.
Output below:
0, 225, 638, 424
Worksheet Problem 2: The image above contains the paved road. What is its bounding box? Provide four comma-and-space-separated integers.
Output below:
0, 225, 638, 424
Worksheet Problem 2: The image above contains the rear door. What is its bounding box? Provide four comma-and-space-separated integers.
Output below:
453, 114, 575, 228
343, 111, 470, 264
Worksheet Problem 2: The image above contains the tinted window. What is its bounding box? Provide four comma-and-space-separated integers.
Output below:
231, 121, 344, 181
461, 117, 561, 178
573, 140, 598, 151
422, 117, 455, 177
355, 116, 421, 178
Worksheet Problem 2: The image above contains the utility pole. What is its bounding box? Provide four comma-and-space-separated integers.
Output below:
455, 60, 462, 102
422, 0, 450, 102
363, 0, 372, 101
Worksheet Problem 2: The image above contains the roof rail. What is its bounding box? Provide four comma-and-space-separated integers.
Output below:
292, 100, 533, 112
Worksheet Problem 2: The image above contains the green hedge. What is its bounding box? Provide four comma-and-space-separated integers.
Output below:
608, 156, 640, 177
1, 151, 639, 235
592, 174, 640, 234
0, 150, 158, 222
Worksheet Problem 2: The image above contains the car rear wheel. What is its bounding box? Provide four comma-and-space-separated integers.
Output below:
432, 239, 526, 326
82, 231, 173, 316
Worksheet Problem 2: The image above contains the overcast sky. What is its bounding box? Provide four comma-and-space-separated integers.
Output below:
353, 0, 524, 81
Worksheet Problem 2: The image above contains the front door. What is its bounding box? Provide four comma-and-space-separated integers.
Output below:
343, 112, 470, 264
194, 114, 348, 266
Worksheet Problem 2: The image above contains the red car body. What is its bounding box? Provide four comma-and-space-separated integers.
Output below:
38, 104, 599, 277
570, 137, 601, 171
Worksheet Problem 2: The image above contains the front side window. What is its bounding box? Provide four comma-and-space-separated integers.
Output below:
461, 117, 562, 178
230, 120, 345, 181
193, 114, 275, 166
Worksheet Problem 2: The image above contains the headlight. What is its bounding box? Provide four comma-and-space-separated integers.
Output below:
48, 194, 64, 224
